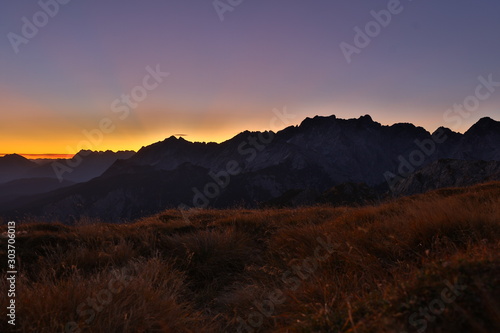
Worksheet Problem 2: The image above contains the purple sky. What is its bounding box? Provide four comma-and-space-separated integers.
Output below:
1, 0, 499, 154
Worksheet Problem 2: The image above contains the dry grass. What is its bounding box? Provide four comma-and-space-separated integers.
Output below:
1, 182, 499, 332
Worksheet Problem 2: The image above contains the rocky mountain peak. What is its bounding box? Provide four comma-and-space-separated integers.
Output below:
0, 154, 35, 167
465, 117, 500, 135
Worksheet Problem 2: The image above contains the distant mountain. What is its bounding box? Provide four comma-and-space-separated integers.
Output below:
0, 154, 38, 183
2, 115, 499, 222
263, 182, 380, 208
105, 116, 500, 183
0, 150, 135, 185
44, 150, 136, 183
1, 164, 211, 222
0, 150, 135, 211
390, 159, 500, 196
457, 117, 500, 160
0, 177, 75, 203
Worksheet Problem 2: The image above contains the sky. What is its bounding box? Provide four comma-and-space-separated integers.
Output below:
1, 0, 500, 156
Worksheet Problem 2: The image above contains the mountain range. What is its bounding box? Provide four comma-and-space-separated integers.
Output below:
0, 150, 134, 205
1, 115, 498, 223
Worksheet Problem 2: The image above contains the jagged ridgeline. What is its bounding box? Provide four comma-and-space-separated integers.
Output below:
0, 115, 498, 223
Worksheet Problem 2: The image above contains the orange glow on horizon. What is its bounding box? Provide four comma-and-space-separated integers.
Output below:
0, 153, 76, 160
1, 128, 262, 157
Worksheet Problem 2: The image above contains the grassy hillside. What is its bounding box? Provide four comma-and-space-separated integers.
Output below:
1, 182, 500, 332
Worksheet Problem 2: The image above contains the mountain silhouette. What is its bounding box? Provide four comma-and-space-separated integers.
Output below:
0, 154, 38, 183
1, 115, 499, 222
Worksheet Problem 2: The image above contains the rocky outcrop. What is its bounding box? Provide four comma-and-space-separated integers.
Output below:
391, 159, 500, 196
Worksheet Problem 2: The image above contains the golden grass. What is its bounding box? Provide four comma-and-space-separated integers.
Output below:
0, 182, 499, 332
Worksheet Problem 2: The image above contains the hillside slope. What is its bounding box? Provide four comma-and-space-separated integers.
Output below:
1, 181, 499, 332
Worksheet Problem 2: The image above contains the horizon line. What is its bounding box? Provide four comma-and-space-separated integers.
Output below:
2, 114, 496, 157
0, 153, 76, 159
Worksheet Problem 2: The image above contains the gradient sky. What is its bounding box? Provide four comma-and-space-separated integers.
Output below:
1, 0, 500, 156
